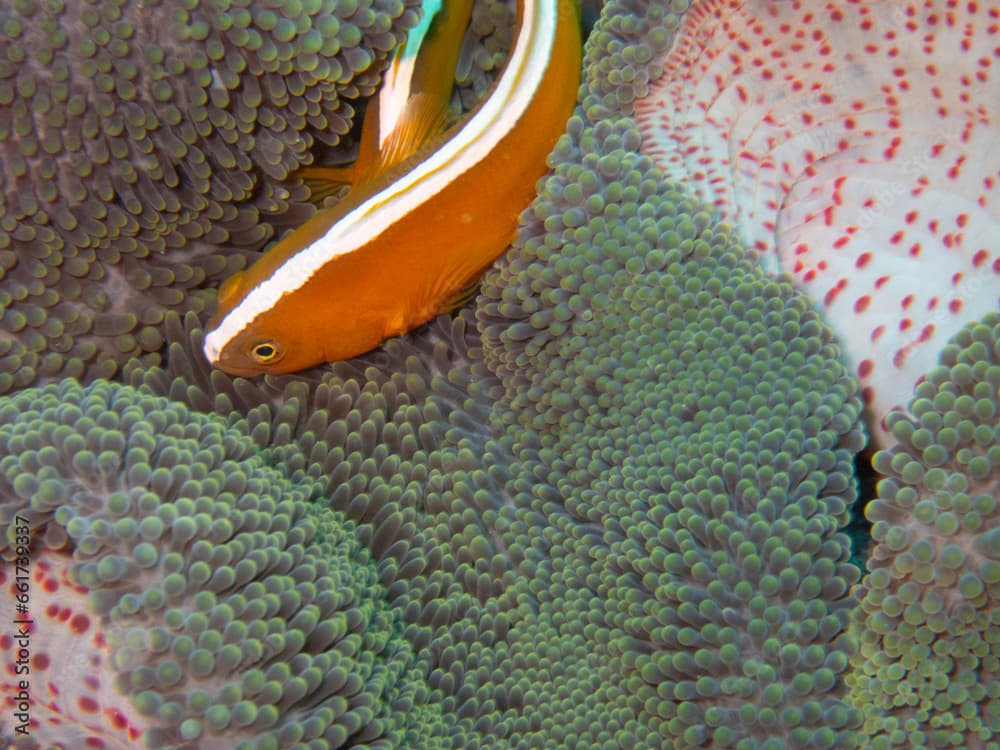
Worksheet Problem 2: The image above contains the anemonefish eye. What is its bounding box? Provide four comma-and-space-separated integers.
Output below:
249, 340, 283, 364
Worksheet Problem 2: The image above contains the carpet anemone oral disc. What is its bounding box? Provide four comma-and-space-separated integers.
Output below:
636, 0, 1000, 446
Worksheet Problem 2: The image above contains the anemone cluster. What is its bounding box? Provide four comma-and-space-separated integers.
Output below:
632, 0, 1000, 447
0, 377, 459, 749
850, 312, 1000, 749
2, 0, 875, 742
0, 0, 418, 391
477, 114, 865, 749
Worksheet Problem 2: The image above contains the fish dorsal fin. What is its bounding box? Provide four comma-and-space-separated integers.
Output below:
368, 0, 473, 175
296, 164, 356, 204
298, 0, 473, 201
374, 92, 456, 174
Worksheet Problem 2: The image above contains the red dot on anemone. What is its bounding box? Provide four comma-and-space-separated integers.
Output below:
1, 550, 149, 749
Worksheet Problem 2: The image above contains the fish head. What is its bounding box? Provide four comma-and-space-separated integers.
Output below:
208, 332, 283, 377
203, 271, 328, 376
203, 305, 333, 376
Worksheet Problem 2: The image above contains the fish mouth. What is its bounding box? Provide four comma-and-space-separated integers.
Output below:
209, 356, 266, 378
201, 330, 227, 368
221, 366, 265, 378
201, 337, 263, 378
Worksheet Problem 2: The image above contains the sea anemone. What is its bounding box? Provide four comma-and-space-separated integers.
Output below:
850, 312, 1000, 749
0, 0, 418, 392
6, 0, 978, 747
0, 377, 459, 749
635, 0, 1000, 446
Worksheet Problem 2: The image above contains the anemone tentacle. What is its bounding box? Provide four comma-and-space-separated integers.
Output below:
850, 312, 1000, 749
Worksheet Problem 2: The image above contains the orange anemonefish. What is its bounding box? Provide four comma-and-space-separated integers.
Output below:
203, 0, 583, 376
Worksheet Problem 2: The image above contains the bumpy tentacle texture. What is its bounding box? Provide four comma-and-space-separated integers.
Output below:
470, 2, 866, 739
0, 379, 459, 750
454, 0, 515, 108
0, 0, 882, 746
121, 309, 563, 749
0, 0, 418, 392
635, 0, 1000, 447
0, 244, 868, 748
479, 120, 865, 747
849, 311, 1000, 750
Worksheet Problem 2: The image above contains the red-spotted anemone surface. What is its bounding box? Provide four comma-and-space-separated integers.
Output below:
636, 0, 1000, 446
1, 552, 146, 749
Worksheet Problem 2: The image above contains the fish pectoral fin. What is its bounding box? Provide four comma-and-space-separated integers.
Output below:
383, 308, 411, 340
296, 165, 356, 204
376, 92, 455, 173
438, 273, 483, 314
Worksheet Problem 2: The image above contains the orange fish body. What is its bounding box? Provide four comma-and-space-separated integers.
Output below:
204, 0, 582, 376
